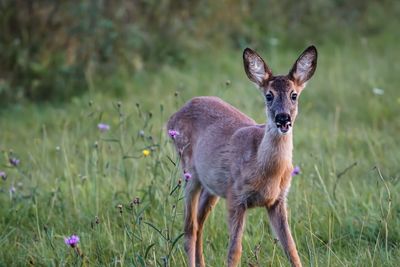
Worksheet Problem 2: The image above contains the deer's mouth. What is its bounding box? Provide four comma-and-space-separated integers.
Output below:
276, 121, 292, 134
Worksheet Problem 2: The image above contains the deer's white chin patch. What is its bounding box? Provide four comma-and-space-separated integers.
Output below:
277, 125, 292, 135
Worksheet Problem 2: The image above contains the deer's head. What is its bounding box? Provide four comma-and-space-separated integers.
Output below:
243, 46, 317, 135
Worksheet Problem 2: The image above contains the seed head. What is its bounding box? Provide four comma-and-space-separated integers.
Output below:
133, 197, 140, 205
117, 204, 123, 214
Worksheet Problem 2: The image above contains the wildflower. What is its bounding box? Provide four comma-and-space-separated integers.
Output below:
0, 171, 6, 181
9, 185, 16, 194
168, 129, 180, 139
142, 149, 150, 157
64, 235, 80, 248
184, 171, 192, 182
291, 166, 301, 176
372, 87, 384, 95
138, 130, 145, 137
97, 123, 110, 132
9, 157, 20, 166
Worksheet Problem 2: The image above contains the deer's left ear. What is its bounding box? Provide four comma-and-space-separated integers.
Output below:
288, 45, 317, 88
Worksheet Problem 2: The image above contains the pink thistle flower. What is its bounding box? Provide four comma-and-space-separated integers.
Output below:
9, 185, 16, 194
0, 171, 6, 181
64, 235, 80, 248
184, 171, 192, 182
168, 129, 180, 139
9, 157, 20, 166
97, 123, 110, 132
291, 166, 301, 176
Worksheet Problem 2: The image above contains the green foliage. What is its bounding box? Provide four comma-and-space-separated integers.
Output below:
1, 0, 400, 104
0, 31, 399, 266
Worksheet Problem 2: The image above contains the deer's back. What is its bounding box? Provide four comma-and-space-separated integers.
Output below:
167, 96, 256, 145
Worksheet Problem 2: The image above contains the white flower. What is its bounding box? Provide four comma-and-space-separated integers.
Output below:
372, 88, 384, 95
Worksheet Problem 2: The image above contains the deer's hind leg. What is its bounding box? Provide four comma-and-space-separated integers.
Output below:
195, 189, 219, 267
183, 168, 202, 267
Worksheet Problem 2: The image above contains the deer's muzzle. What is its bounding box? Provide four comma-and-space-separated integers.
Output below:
275, 113, 292, 134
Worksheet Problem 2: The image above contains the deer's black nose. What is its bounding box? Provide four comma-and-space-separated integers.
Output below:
275, 113, 291, 125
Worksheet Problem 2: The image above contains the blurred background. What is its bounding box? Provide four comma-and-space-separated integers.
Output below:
1, 0, 398, 104
1, 1, 400, 266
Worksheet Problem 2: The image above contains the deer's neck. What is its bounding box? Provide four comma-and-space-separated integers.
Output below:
257, 123, 293, 175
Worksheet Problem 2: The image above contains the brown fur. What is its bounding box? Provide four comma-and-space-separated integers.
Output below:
167, 46, 317, 267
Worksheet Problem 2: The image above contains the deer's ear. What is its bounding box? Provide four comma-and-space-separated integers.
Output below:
289, 45, 317, 87
243, 48, 272, 87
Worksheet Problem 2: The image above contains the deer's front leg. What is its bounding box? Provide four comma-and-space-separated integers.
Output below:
227, 202, 246, 267
267, 198, 302, 267
184, 178, 202, 267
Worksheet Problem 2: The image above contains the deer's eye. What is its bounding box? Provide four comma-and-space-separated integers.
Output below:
291, 92, 298, 101
265, 93, 274, 102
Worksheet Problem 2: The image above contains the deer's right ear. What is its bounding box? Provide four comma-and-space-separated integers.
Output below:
243, 48, 272, 87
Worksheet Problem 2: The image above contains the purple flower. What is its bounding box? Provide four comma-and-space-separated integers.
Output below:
97, 123, 110, 132
0, 171, 6, 180
168, 129, 180, 139
184, 171, 192, 181
9, 157, 20, 166
291, 166, 301, 176
64, 235, 80, 247
9, 185, 16, 194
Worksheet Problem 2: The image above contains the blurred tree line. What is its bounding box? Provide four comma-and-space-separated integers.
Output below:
0, 0, 397, 104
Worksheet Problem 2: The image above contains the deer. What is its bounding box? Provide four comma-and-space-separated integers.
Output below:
167, 45, 317, 267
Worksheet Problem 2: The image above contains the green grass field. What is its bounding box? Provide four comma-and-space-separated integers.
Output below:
1, 34, 399, 266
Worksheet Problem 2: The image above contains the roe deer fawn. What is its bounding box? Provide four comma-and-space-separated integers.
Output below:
167, 46, 317, 267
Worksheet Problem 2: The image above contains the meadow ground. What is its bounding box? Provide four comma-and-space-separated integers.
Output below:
0, 35, 399, 266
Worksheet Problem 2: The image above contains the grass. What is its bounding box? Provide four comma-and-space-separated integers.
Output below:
0, 34, 399, 266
